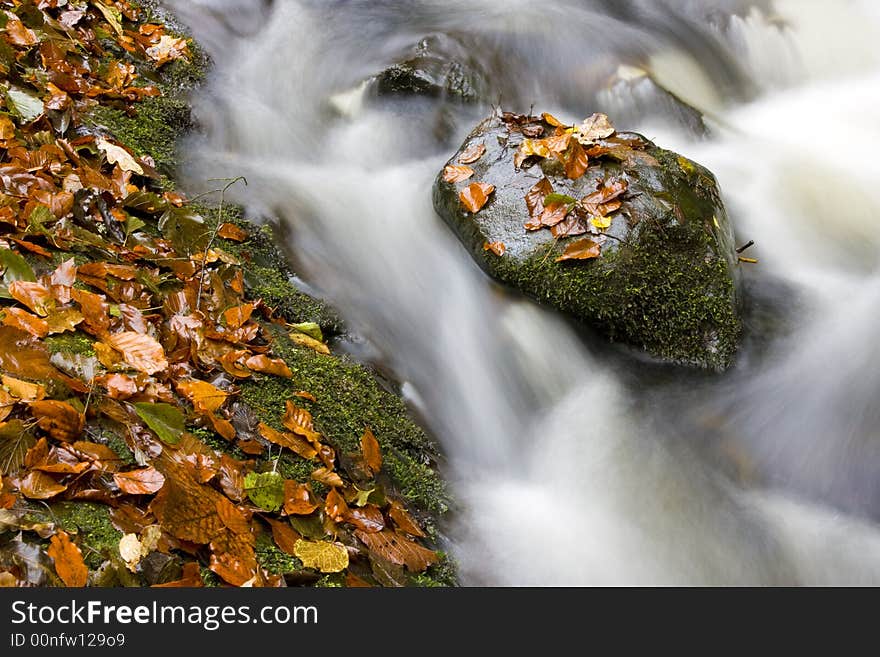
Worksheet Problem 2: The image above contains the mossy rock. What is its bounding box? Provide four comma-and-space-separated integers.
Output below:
433, 113, 741, 369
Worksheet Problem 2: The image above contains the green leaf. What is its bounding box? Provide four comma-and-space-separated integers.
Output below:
0, 248, 37, 299
543, 193, 577, 206
5, 87, 43, 123
244, 471, 285, 512
290, 322, 323, 342
158, 207, 209, 256
0, 420, 37, 475
134, 403, 184, 445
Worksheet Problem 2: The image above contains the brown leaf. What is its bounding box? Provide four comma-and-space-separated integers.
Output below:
114, 467, 165, 495
71, 289, 110, 336
325, 487, 348, 522
29, 400, 84, 442
8, 281, 53, 316
483, 241, 506, 257
48, 531, 88, 587
258, 423, 317, 460
209, 529, 258, 586
223, 303, 255, 330
104, 332, 168, 375
458, 142, 486, 164
442, 164, 475, 183
283, 480, 319, 516
459, 182, 495, 214
3, 375, 45, 401
267, 517, 302, 556
282, 400, 321, 444
5, 15, 39, 48
563, 139, 589, 180
20, 470, 67, 500
245, 355, 292, 378
217, 454, 247, 502
355, 529, 438, 572
44, 308, 84, 335
550, 213, 589, 238
215, 496, 251, 536
540, 201, 572, 228
580, 178, 628, 215
71, 441, 122, 472
96, 373, 138, 400
2, 307, 49, 338
218, 350, 252, 379
388, 500, 426, 538
176, 379, 228, 414
361, 427, 382, 476
149, 473, 226, 544
218, 223, 248, 242
311, 467, 343, 488
345, 505, 385, 533
542, 112, 567, 128
556, 238, 603, 262
525, 177, 553, 224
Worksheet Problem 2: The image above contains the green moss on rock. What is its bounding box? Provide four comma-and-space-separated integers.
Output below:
49, 502, 122, 570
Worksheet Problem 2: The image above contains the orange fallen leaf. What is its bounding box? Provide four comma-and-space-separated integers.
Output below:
556, 238, 603, 262
267, 517, 302, 556
2, 307, 49, 337
361, 427, 382, 476
8, 280, 53, 316
443, 164, 475, 183
311, 467, 344, 488
459, 182, 494, 214
258, 423, 317, 460
325, 487, 348, 523
355, 529, 438, 572
563, 139, 589, 180
388, 500, 426, 538
458, 142, 486, 164
104, 332, 168, 375
114, 467, 166, 495
176, 379, 229, 414
152, 562, 203, 587
218, 223, 248, 242
483, 241, 506, 257
20, 470, 67, 500
283, 480, 319, 516
48, 531, 89, 587
282, 400, 321, 444
223, 303, 255, 330
2, 375, 46, 402
29, 400, 84, 442
245, 355, 292, 378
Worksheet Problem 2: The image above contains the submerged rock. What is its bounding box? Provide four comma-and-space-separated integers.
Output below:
370, 34, 486, 103
432, 112, 741, 369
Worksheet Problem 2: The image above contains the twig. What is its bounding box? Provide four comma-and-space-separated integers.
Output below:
736, 240, 755, 254
195, 176, 247, 312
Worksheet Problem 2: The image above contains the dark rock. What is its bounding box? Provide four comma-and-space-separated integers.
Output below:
432, 112, 741, 369
371, 34, 486, 103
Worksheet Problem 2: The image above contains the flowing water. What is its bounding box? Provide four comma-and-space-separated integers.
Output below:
164, 0, 880, 584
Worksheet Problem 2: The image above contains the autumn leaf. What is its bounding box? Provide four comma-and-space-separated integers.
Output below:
388, 500, 426, 538
590, 215, 613, 230
282, 401, 321, 444
45, 308, 84, 335
458, 142, 486, 164
223, 303, 255, 330
3, 375, 45, 402
294, 540, 349, 573
556, 238, 604, 262
575, 113, 616, 144
355, 529, 438, 572
443, 164, 475, 183
176, 379, 229, 414
542, 112, 567, 127
361, 427, 382, 476
459, 182, 495, 214
48, 531, 88, 587
114, 467, 166, 495
563, 139, 589, 180
267, 517, 301, 556
218, 223, 248, 242
104, 332, 168, 375
483, 241, 506, 257
28, 400, 84, 443
325, 487, 348, 522
283, 480, 319, 516
97, 137, 144, 175
288, 331, 330, 355
149, 475, 226, 544
8, 280, 53, 316
540, 195, 576, 228
344, 505, 385, 533
258, 423, 317, 460
245, 354, 292, 378
311, 467, 344, 488
209, 529, 258, 586
20, 470, 67, 500
2, 307, 49, 338
153, 562, 203, 587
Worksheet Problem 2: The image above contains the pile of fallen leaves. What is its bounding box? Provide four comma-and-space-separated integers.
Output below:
0, 0, 438, 587
444, 110, 659, 262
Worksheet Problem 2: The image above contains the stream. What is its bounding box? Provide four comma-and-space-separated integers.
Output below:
164, 0, 880, 584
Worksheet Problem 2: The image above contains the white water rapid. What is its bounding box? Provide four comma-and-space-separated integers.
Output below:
164, 0, 880, 585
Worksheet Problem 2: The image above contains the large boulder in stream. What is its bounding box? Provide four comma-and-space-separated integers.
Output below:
432, 111, 741, 369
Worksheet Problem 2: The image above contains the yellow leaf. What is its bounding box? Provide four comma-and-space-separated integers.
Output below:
288, 331, 330, 355
96, 138, 143, 175
293, 539, 349, 573
590, 215, 612, 230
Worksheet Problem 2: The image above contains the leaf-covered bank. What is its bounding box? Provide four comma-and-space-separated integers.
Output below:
0, 0, 451, 588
